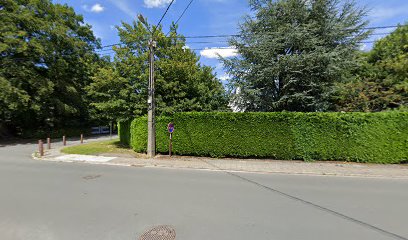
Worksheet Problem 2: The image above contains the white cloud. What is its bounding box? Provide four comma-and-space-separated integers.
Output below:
144, 0, 173, 8
107, 0, 137, 17
200, 47, 238, 59
218, 74, 231, 81
359, 43, 367, 51
91, 3, 104, 13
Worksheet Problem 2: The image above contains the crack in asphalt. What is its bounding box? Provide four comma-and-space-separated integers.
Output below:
201, 159, 408, 240
82, 174, 102, 180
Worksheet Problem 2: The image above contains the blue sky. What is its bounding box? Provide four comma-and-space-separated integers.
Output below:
54, 0, 407, 80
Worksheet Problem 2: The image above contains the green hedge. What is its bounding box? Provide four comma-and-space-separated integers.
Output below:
118, 121, 131, 146
119, 112, 408, 163
123, 116, 172, 153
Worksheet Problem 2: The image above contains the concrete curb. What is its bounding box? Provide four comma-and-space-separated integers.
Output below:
33, 152, 408, 180
31, 137, 408, 180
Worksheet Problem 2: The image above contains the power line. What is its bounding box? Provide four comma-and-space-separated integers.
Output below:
186, 40, 230, 44
364, 25, 400, 30
189, 40, 379, 50
189, 47, 235, 51
181, 25, 400, 39
99, 43, 122, 48
95, 35, 382, 52
156, 0, 176, 28
173, 0, 194, 26
183, 34, 388, 44
166, 0, 195, 36
98, 39, 230, 50
369, 32, 394, 36
97, 0, 177, 51
184, 34, 239, 39
96, 39, 377, 53
96, 41, 373, 54
96, 48, 120, 53
98, 24, 401, 49
20, 38, 376, 58
96, 39, 378, 55
96, 32, 384, 51
360, 41, 380, 44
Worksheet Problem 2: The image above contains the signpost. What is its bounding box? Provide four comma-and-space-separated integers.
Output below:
167, 122, 174, 157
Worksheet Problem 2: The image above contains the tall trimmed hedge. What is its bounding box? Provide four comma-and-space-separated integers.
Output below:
118, 121, 131, 146
119, 112, 408, 163
120, 117, 172, 153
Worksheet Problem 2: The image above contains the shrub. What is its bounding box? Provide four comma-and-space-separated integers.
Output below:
122, 116, 172, 153
118, 121, 131, 146
119, 112, 408, 163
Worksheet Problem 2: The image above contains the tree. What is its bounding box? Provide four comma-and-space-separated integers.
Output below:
223, 0, 369, 112
0, 0, 100, 135
335, 24, 408, 112
86, 63, 141, 123
86, 21, 229, 122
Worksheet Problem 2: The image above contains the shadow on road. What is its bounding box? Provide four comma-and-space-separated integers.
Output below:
0, 134, 115, 147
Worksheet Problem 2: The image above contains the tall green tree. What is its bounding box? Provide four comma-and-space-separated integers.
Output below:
86, 21, 228, 122
335, 24, 408, 112
0, 0, 100, 135
224, 0, 369, 112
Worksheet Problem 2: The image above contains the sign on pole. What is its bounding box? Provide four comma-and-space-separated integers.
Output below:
168, 122, 174, 133
167, 122, 174, 157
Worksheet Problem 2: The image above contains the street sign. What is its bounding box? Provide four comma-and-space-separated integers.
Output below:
168, 122, 174, 157
168, 122, 174, 133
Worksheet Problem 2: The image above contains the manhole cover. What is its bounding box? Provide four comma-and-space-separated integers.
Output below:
139, 225, 176, 240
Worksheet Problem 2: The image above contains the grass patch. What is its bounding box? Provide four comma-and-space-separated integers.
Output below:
61, 140, 137, 156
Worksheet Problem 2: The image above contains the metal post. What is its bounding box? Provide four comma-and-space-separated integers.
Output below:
38, 140, 44, 157
169, 133, 172, 157
63, 135, 66, 146
147, 39, 156, 158
109, 121, 112, 139
80, 134, 84, 144
47, 137, 51, 149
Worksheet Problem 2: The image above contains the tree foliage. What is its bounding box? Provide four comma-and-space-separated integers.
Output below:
224, 0, 369, 112
335, 24, 408, 112
0, 0, 100, 135
86, 21, 229, 122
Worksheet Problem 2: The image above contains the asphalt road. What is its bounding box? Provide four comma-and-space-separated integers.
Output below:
1, 140, 407, 240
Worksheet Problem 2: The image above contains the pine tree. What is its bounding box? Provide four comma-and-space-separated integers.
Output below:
224, 0, 369, 112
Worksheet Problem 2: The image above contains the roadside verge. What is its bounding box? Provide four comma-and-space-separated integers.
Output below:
33, 139, 408, 179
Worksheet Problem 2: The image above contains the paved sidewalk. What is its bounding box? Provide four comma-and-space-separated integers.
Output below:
36, 139, 408, 179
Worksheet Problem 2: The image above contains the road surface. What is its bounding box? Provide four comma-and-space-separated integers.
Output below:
0, 139, 407, 240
